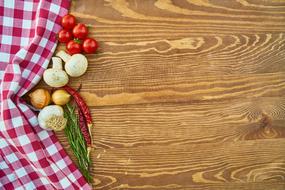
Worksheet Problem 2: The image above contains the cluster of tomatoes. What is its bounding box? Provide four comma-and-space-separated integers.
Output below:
58, 14, 98, 55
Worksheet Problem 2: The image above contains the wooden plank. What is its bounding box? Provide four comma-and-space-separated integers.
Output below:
89, 139, 285, 189
71, 0, 285, 33
79, 72, 285, 106
103, 183, 285, 190
55, 97, 285, 149
56, 137, 285, 189
63, 32, 285, 77
39, 72, 285, 107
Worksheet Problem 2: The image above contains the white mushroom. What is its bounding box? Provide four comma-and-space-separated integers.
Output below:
57, 51, 88, 77
38, 105, 67, 131
43, 57, 69, 87
65, 54, 88, 77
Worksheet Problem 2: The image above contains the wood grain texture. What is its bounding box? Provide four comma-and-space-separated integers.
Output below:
52, 0, 285, 189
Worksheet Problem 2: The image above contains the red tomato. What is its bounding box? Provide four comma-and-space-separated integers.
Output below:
61, 14, 76, 29
58, 29, 72, 43
73, 23, 88, 39
83, 38, 98, 54
66, 40, 82, 55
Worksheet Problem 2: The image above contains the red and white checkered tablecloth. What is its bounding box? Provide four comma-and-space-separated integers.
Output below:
0, 1, 91, 189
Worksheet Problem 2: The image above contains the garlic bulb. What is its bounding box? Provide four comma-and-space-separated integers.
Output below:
45, 115, 67, 131
52, 89, 71, 106
29, 89, 51, 109
38, 105, 67, 131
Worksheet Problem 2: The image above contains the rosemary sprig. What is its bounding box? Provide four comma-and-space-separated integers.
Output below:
64, 102, 92, 182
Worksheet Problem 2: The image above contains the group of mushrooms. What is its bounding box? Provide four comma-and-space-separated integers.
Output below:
43, 51, 88, 87
31, 51, 89, 131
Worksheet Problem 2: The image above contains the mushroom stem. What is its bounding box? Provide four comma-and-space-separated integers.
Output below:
56, 50, 71, 63
52, 57, 63, 70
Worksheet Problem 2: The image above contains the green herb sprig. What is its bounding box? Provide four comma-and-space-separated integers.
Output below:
64, 102, 92, 182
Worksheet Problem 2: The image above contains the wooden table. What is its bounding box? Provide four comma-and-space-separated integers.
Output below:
54, 0, 285, 189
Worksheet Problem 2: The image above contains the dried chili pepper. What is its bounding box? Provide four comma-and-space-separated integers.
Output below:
63, 85, 92, 158
78, 108, 92, 147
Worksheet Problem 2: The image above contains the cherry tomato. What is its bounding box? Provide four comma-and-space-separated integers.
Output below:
73, 23, 88, 39
58, 29, 72, 43
66, 40, 82, 55
61, 14, 76, 29
83, 38, 98, 54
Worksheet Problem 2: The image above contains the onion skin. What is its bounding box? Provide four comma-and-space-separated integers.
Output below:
29, 89, 51, 109
52, 89, 71, 106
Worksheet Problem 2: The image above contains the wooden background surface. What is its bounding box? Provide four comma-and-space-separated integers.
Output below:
53, 0, 285, 189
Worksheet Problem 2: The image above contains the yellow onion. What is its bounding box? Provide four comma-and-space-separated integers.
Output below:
29, 89, 51, 109
52, 89, 71, 105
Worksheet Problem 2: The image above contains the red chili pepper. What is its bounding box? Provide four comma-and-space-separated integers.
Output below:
63, 85, 92, 157
63, 85, 92, 124
78, 109, 91, 147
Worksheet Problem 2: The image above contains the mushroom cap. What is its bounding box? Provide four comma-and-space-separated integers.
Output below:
38, 105, 64, 130
65, 54, 88, 77
43, 68, 69, 87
